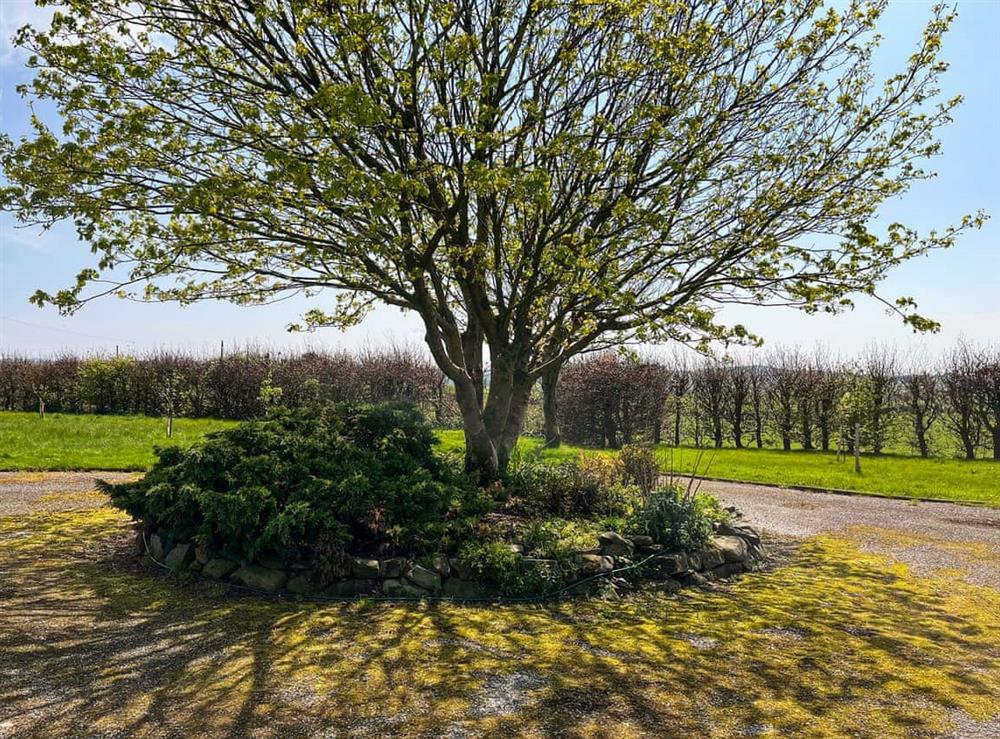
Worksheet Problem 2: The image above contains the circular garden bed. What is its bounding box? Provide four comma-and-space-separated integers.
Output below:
106, 403, 765, 601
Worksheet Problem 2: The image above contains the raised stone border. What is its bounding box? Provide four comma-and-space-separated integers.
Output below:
137, 521, 764, 600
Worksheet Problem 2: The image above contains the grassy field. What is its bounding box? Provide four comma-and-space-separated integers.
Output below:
2, 412, 997, 505
437, 430, 1000, 506
0, 412, 235, 470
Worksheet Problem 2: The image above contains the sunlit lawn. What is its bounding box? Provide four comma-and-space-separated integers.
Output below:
436, 430, 1000, 506
2, 412, 997, 505
0, 411, 235, 471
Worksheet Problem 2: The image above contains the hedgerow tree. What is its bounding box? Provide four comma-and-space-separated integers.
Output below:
1, 0, 983, 478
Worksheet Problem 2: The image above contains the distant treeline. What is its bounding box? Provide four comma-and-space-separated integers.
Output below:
553, 343, 1000, 461
0, 347, 451, 422
3, 342, 999, 460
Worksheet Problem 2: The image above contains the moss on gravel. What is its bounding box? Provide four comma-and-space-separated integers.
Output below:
1, 503, 998, 737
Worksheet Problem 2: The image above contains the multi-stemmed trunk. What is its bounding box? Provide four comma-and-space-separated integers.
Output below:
449, 341, 537, 481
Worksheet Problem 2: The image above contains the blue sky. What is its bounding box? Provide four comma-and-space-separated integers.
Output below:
0, 0, 997, 358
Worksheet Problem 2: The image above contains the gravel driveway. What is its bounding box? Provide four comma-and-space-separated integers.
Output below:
702, 479, 1000, 588
0, 471, 137, 516
1, 472, 997, 737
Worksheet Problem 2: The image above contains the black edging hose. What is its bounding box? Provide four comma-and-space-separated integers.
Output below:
142, 533, 672, 605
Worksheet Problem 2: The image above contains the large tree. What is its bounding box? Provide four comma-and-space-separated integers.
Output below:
1, 0, 982, 478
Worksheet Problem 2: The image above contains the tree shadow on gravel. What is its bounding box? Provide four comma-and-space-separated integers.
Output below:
1, 510, 998, 738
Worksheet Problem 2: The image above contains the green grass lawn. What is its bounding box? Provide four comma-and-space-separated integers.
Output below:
0, 411, 235, 470
437, 430, 1000, 506
2, 412, 997, 505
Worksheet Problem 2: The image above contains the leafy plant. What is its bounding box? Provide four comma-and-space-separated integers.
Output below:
619, 444, 659, 497
629, 485, 730, 552
103, 402, 477, 568
520, 519, 599, 562
503, 454, 639, 518
455, 539, 564, 598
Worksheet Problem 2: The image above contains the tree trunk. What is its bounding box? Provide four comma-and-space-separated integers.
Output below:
453, 373, 499, 481
496, 378, 534, 471
819, 421, 830, 451
853, 422, 862, 474
961, 429, 976, 461
992, 427, 1000, 461
434, 379, 445, 425
541, 364, 561, 449
674, 399, 682, 446
603, 409, 619, 449
914, 411, 929, 458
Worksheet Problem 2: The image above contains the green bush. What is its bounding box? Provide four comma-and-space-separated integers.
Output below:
104, 403, 481, 570
628, 486, 730, 552
520, 519, 599, 561
503, 453, 639, 518
455, 539, 565, 598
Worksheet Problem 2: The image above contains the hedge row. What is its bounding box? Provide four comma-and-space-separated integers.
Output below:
4, 341, 998, 459
554, 343, 1000, 460
0, 347, 453, 421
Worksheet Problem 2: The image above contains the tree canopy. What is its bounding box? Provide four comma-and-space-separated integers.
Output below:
1, 0, 984, 476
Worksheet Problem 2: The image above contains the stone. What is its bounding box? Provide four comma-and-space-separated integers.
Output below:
576, 554, 614, 575
450, 557, 470, 580
508, 544, 524, 555
326, 579, 377, 597
598, 532, 634, 558
149, 533, 165, 560
442, 578, 492, 600
349, 557, 380, 579
627, 535, 655, 548
164, 543, 195, 572
383, 578, 428, 598
256, 553, 286, 571
747, 540, 766, 560
380, 557, 406, 579
649, 578, 683, 594
431, 554, 451, 577
286, 571, 321, 595
406, 564, 442, 593
651, 552, 689, 576
709, 562, 746, 580
711, 535, 749, 564
133, 531, 146, 555
687, 550, 702, 570
699, 545, 726, 570
719, 522, 761, 546
681, 571, 710, 588
610, 577, 632, 592
195, 544, 211, 565
232, 565, 287, 592
202, 558, 239, 580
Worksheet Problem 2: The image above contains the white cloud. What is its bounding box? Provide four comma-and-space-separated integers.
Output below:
0, 1, 54, 65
